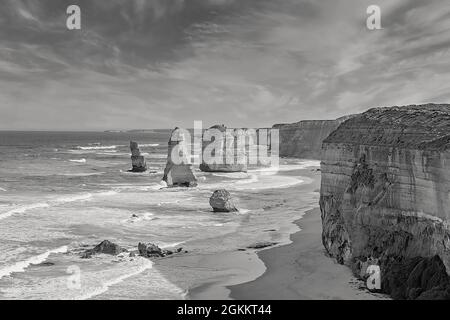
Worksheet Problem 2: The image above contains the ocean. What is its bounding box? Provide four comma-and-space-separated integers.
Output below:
0, 131, 320, 300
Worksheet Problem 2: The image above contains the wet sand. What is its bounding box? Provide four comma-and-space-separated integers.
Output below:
228, 208, 386, 300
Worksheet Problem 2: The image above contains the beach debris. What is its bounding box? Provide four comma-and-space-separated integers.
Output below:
162, 127, 197, 187
209, 189, 238, 213
246, 241, 278, 249
81, 240, 126, 258
129, 141, 147, 172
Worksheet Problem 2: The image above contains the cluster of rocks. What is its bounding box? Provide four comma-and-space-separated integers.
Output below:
81, 240, 185, 259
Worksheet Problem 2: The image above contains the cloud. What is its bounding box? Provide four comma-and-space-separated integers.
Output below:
0, 0, 449, 130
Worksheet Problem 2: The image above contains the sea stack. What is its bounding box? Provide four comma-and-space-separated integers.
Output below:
162, 127, 197, 187
199, 124, 247, 172
320, 104, 450, 299
129, 141, 147, 172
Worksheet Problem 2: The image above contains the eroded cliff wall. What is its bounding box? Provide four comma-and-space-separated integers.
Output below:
273, 117, 349, 159
320, 104, 450, 299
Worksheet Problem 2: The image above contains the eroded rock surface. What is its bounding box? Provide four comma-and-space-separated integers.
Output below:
129, 141, 147, 172
209, 189, 238, 212
320, 104, 450, 299
162, 128, 197, 187
273, 116, 351, 159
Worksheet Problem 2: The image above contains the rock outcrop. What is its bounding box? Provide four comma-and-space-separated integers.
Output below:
209, 189, 238, 212
129, 141, 147, 172
200, 125, 248, 172
320, 104, 450, 299
273, 116, 351, 159
137, 242, 183, 258
81, 240, 125, 258
162, 127, 197, 187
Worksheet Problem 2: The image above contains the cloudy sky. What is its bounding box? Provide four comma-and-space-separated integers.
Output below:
1, 0, 449, 130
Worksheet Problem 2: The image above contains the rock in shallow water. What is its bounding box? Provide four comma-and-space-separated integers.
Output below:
162, 128, 197, 187
129, 141, 147, 172
81, 240, 125, 258
209, 189, 237, 212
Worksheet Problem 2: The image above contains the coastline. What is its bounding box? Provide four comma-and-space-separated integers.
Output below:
228, 208, 388, 300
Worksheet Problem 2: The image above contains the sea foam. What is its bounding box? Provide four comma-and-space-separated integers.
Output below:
0, 246, 68, 280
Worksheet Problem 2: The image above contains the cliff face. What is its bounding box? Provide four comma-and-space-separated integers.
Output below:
273, 117, 350, 159
320, 104, 450, 299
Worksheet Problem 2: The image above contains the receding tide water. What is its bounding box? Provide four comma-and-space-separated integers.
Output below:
0, 131, 320, 300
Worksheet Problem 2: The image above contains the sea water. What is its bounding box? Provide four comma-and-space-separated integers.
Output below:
0, 131, 320, 300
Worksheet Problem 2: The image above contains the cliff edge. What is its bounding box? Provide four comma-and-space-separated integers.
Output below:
320, 104, 450, 299
273, 116, 351, 159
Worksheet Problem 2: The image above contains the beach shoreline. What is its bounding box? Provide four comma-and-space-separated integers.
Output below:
227, 208, 388, 300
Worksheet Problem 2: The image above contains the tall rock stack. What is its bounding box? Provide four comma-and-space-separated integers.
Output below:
200, 125, 247, 172
320, 104, 450, 299
129, 141, 147, 172
162, 127, 197, 187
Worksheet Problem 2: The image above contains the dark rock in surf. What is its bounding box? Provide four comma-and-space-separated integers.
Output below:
209, 189, 237, 212
81, 240, 125, 258
129, 141, 147, 172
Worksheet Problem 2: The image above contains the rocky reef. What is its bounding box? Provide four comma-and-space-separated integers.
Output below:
162, 127, 197, 187
273, 116, 350, 159
320, 104, 450, 299
129, 141, 147, 172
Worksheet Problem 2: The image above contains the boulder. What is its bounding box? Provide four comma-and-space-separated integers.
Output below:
209, 189, 237, 212
129, 141, 147, 172
162, 128, 197, 187
81, 240, 125, 258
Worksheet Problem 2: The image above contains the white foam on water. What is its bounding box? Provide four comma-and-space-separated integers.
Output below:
76, 258, 153, 300
139, 144, 159, 147
0, 203, 50, 221
0, 187, 6, 192
0, 246, 68, 280
76, 145, 124, 150
212, 172, 249, 179
0, 191, 118, 221
59, 172, 105, 177
69, 159, 86, 163
158, 241, 186, 249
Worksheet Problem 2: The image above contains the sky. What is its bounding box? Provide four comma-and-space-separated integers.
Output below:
0, 0, 449, 130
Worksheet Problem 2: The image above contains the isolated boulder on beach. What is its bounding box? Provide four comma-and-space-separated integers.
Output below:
209, 189, 237, 212
129, 141, 147, 172
162, 127, 197, 187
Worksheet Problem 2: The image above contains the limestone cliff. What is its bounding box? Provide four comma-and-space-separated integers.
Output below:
273, 116, 350, 159
199, 125, 247, 172
320, 104, 450, 299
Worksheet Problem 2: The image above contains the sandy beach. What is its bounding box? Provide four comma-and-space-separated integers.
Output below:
229, 208, 387, 300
